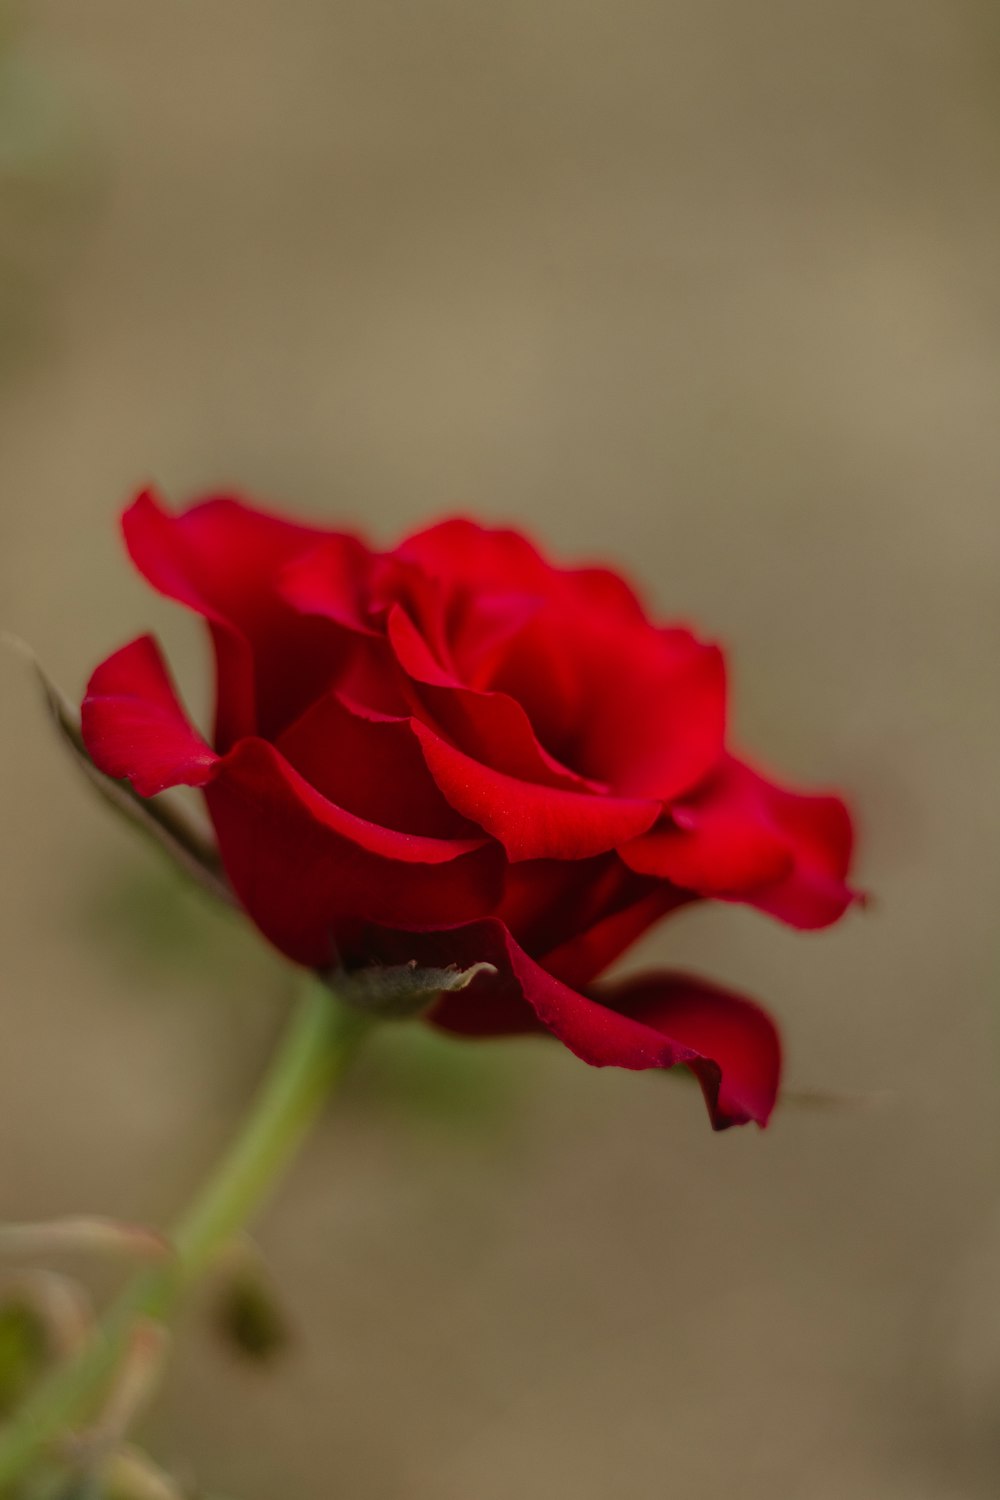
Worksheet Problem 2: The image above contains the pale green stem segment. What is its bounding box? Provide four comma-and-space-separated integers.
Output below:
0, 977, 373, 1487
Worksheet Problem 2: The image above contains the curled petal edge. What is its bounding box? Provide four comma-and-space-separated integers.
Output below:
411, 719, 660, 862
371, 920, 781, 1129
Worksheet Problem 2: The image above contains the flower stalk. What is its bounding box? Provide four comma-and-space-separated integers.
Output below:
0, 975, 374, 1487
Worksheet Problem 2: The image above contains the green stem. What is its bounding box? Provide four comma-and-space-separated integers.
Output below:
0, 977, 373, 1487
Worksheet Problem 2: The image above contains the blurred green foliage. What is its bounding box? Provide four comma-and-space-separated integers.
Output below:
78, 857, 269, 992
0, 1303, 46, 1420
352, 1017, 528, 1135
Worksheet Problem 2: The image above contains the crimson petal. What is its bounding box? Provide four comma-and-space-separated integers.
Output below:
410, 719, 660, 862
505, 941, 781, 1128
589, 970, 782, 1128
205, 738, 503, 968
369, 920, 779, 1128
278, 534, 381, 636
622, 756, 856, 929
81, 635, 218, 796
496, 855, 691, 989
540, 883, 693, 990
123, 490, 363, 745
490, 612, 724, 803
394, 520, 650, 627
387, 604, 599, 790
276, 690, 474, 838
576, 628, 726, 799
394, 518, 554, 595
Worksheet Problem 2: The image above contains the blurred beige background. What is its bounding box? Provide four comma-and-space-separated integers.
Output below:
1, 1, 999, 1496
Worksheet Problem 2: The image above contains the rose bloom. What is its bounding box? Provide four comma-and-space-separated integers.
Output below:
82, 491, 857, 1130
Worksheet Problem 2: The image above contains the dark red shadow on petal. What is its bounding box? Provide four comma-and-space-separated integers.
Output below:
540, 882, 694, 990
205, 739, 504, 968
276, 690, 477, 838
496, 854, 693, 989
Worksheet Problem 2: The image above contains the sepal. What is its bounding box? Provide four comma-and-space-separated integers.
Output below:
8, 636, 234, 908
331, 958, 497, 1018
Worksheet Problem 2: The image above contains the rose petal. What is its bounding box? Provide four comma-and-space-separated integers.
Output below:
621, 756, 856, 929
123, 490, 363, 744
496, 855, 690, 988
410, 719, 660, 862
82, 635, 218, 796
540, 883, 693, 990
563, 565, 647, 624
394, 518, 554, 595
621, 793, 790, 895
590, 970, 782, 1129
387, 604, 598, 790
367, 919, 780, 1128
490, 611, 724, 803
276, 690, 475, 838
745, 774, 856, 929
447, 591, 547, 689
205, 738, 503, 967
278, 535, 381, 636
575, 627, 726, 799
394, 520, 649, 627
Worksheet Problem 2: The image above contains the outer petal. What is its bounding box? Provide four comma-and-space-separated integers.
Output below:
123, 490, 364, 744
81, 635, 218, 796
366, 920, 779, 1128
394, 519, 649, 626
561, 566, 647, 624
590, 971, 782, 1129
621, 779, 789, 893
278, 534, 381, 636
394, 517, 555, 596
410, 719, 660, 862
205, 738, 503, 968
743, 773, 855, 928
504, 942, 780, 1128
621, 756, 856, 930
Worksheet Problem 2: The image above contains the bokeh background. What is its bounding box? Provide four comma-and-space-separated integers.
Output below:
1, 2, 998, 1496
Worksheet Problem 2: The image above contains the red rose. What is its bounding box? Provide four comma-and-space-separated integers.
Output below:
82, 490, 857, 1130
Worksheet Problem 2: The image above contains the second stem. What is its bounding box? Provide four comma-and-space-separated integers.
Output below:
0, 976, 373, 1487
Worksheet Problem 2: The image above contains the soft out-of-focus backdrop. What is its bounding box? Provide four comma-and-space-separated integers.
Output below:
1, 2, 998, 1496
